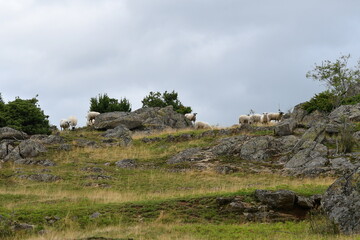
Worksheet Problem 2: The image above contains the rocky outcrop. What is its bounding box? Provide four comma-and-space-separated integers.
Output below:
322, 167, 360, 234
94, 106, 192, 130
115, 159, 137, 169
274, 119, 297, 136
3, 139, 47, 162
0, 127, 28, 140
329, 103, 360, 123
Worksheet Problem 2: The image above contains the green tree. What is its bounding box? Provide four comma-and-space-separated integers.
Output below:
141, 90, 192, 114
1, 96, 51, 135
90, 93, 131, 113
306, 54, 360, 106
0, 93, 6, 127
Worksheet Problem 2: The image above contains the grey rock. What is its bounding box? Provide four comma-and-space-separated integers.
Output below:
274, 119, 296, 136
102, 125, 132, 146
75, 139, 98, 148
255, 189, 296, 210
296, 196, 314, 209
329, 157, 355, 172
58, 144, 72, 151
285, 140, 328, 173
30, 134, 64, 144
94, 106, 192, 130
18, 140, 47, 158
214, 165, 238, 174
0, 127, 28, 140
0, 141, 14, 159
322, 167, 360, 234
115, 159, 137, 169
240, 136, 280, 161
12, 223, 34, 231
167, 147, 213, 164
329, 103, 360, 123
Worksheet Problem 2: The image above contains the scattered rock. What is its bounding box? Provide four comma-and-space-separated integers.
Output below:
255, 189, 296, 210
90, 212, 101, 219
102, 125, 132, 146
18, 174, 61, 182
11, 222, 34, 231
214, 165, 238, 174
115, 159, 137, 169
14, 158, 56, 166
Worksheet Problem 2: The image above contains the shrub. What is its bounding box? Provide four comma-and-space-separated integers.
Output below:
90, 93, 131, 113
0, 96, 51, 135
302, 91, 336, 113
142, 90, 192, 114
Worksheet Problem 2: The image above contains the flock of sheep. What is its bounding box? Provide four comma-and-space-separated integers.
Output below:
59, 111, 100, 130
59, 110, 284, 131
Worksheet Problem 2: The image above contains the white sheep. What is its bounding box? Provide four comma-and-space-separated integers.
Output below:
267, 112, 284, 122
194, 121, 212, 130
60, 119, 70, 131
249, 114, 262, 124
185, 113, 197, 123
68, 116, 78, 130
239, 115, 250, 125
87, 111, 100, 125
261, 112, 269, 124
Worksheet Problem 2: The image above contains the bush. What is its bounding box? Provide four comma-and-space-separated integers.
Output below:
0, 96, 51, 135
142, 90, 192, 114
337, 117, 357, 153
302, 91, 336, 113
90, 93, 131, 113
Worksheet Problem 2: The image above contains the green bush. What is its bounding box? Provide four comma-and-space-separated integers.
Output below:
0, 96, 51, 135
142, 90, 192, 114
302, 91, 336, 113
90, 93, 131, 113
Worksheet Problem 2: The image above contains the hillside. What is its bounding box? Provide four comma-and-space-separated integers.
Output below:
1, 105, 360, 239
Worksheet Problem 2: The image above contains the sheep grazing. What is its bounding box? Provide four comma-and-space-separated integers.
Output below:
249, 114, 262, 124
68, 116, 78, 130
267, 112, 284, 122
194, 121, 212, 130
87, 111, 100, 126
185, 113, 197, 123
60, 119, 70, 131
239, 115, 250, 125
261, 112, 269, 124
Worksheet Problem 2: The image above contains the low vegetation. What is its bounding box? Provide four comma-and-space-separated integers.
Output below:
1, 126, 355, 240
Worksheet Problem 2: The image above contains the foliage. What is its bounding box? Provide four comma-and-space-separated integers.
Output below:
306, 54, 360, 101
0, 96, 51, 135
90, 93, 131, 113
141, 90, 192, 114
302, 90, 336, 113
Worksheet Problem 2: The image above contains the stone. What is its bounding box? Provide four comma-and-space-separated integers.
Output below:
14, 158, 56, 166
240, 136, 279, 161
18, 140, 47, 158
102, 125, 132, 146
322, 167, 360, 234
167, 148, 213, 164
329, 103, 360, 123
115, 159, 137, 169
0, 127, 28, 140
18, 174, 61, 182
255, 189, 296, 210
296, 196, 314, 209
90, 212, 101, 219
214, 165, 238, 174
274, 119, 297, 136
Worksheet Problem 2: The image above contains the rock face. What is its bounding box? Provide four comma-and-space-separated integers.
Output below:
0, 127, 28, 140
322, 167, 360, 234
94, 106, 192, 130
329, 103, 360, 123
274, 119, 297, 136
3, 139, 47, 162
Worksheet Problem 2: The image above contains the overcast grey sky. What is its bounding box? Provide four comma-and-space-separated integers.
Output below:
1, 0, 360, 128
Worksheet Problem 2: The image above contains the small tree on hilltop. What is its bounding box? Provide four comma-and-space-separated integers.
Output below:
90, 93, 131, 113
141, 90, 192, 114
2, 96, 51, 135
306, 54, 360, 107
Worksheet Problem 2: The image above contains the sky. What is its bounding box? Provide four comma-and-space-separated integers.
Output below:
1, 0, 360, 128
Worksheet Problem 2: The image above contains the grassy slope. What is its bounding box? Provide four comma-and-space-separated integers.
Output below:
0, 127, 358, 240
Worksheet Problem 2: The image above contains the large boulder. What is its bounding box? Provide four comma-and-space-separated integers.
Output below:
0, 127, 28, 140
274, 119, 297, 136
322, 167, 360, 234
4, 139, 47, 161
255, 189, 297, 210
94, 106, 192, 130
329, 103, 360, 123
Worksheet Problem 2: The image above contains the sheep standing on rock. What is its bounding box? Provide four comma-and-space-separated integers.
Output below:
87, 111, 100, 126
68, 116, 78, 130
195, 121, 212, 130
60, 119, 70, 131
185, 113, 197, 123
261, 112, 269, 124
267, 111, 284, 122
239, 115, 250, 125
